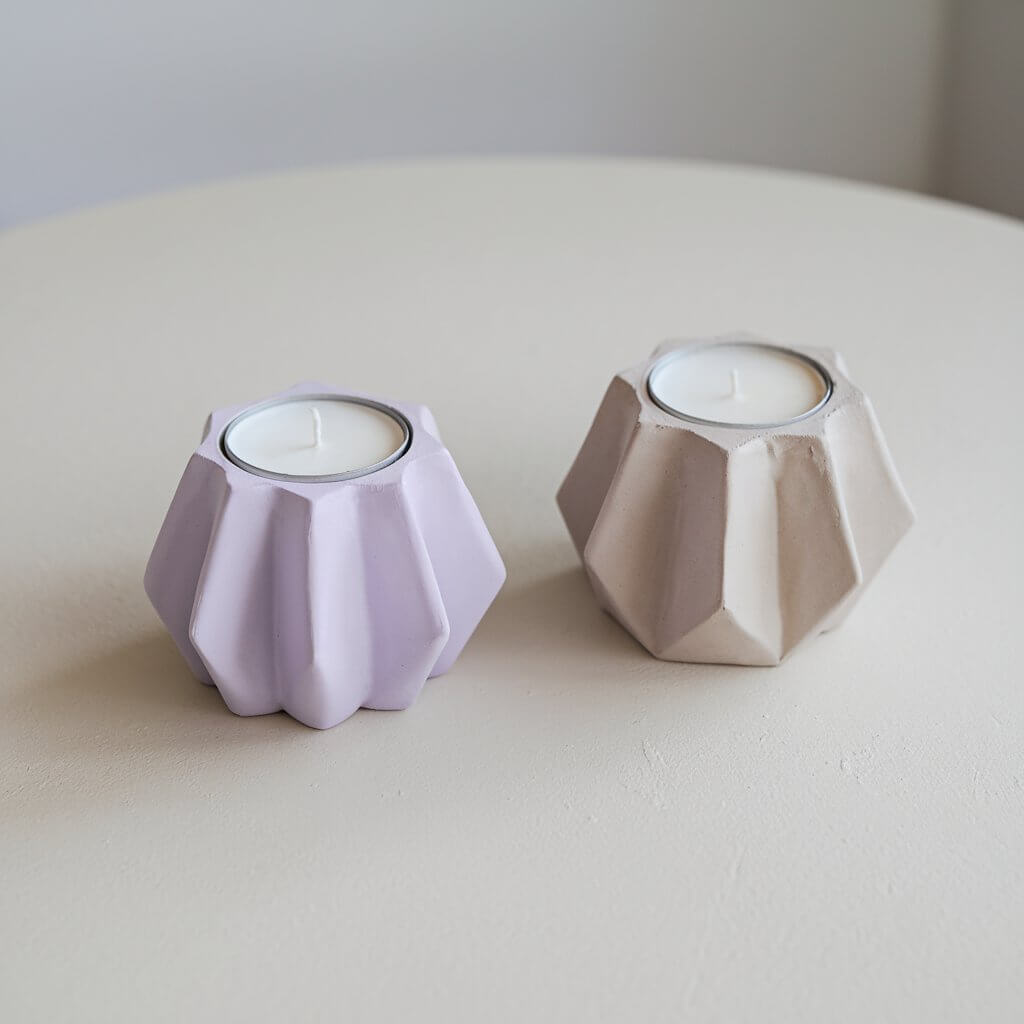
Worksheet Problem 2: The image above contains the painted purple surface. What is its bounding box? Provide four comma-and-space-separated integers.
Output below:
145, 382, 506, 729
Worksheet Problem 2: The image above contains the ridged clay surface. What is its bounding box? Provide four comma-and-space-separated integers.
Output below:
557, 335, 914, 665
145, 382, 506, 728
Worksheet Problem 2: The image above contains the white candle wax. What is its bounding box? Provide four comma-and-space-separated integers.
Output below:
648, 342, 830, 426
223, 396, 409, 480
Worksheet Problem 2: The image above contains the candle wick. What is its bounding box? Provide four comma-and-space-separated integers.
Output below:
729, 368, 742, 399
311, 407, 323, 448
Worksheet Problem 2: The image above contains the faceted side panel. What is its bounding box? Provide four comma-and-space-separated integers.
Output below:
293, 486, 377, 726
267, 487, 331, 722
355, 483, 450, 710
188, 480, 286, 717
659, 607, 779, 666
819, 396, 915, 632
143, 453, 227, 685
403, 450, 506, 678
768, 433, 862, 657
279, 485, 397, 728
557, 375, 642, 558
717, 438, 784, 662
583, 421, 728, 657
648, 430, 732, 657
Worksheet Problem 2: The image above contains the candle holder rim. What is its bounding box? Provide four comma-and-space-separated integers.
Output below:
645, 339, 834, 429
220, 392, 413, 483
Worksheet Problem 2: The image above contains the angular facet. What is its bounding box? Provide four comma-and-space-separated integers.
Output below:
145, 382, 505, 729
557, 335, 914, 665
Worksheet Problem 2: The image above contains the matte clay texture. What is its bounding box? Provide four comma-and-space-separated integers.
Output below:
558, 334, 914, 665
145, 382, 506, 729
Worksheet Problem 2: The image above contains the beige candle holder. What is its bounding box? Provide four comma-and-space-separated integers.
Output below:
557, 333, 914, 665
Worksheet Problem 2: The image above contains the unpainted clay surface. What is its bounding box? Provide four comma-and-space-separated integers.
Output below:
557, 334, 914, 665
145, 382, 506, 728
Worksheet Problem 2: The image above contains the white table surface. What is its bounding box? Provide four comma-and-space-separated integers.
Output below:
2, 160, 1022, 1023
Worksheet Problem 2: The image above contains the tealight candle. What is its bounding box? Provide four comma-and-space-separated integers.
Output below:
222, 395, 410, 481
647, 341, 831, 427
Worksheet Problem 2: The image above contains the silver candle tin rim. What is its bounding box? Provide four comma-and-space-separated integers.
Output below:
645, 340, 834, 429
221, 393, 413, 483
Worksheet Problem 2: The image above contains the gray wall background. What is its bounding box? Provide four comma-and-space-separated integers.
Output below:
2, 0, 1021, 226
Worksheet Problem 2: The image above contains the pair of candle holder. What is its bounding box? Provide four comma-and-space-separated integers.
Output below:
146, 333, 914, 729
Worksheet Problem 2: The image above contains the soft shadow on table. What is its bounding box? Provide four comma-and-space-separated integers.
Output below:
471, 565, 638, 658
4, 626, 310, 824
10, 630, 303, 747
469, 559, 719, 685
4, 564, 308, 788
26, 630, 218, 715
465, 540, 757, 699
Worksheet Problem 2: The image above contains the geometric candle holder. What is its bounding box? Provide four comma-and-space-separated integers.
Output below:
557, 333, 914, 665
145, 381, 505, 729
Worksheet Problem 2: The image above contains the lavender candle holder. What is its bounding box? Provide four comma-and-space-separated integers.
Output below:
557, 333, 914, 665
145, 382, 505, 729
